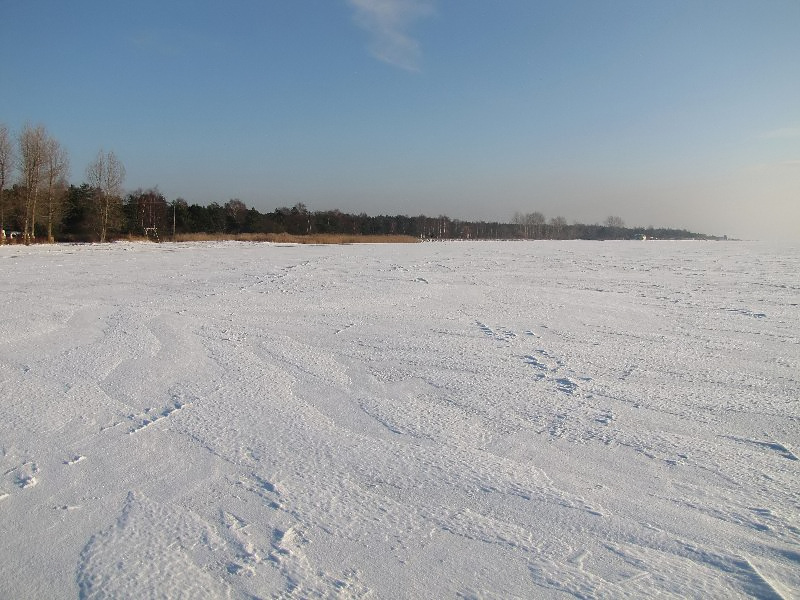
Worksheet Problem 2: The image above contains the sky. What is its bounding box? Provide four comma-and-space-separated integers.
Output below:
2, 0, 799, 240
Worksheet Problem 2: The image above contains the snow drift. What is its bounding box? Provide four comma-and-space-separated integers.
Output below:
0, 240, 798, 598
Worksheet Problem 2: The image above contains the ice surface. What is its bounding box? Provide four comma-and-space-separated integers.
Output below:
0, 240, 798, 599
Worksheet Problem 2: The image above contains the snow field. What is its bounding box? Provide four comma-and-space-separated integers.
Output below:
0, 240, 798, 599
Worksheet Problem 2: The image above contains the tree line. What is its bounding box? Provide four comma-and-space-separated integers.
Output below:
0, 123, 718, 244
1, 123, 126, 244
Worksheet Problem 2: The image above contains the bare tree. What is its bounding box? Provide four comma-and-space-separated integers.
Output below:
549, 215, 567, 239
514, 211, 546, 239
512, 211, 526, 237
86, 150, 126, 242
0, 124, 13, 243
605, 215, 625, 229
225, 198, 247, 232
526, 211, 545, 239
43, 135, 70, 243
18, 123, 48, 244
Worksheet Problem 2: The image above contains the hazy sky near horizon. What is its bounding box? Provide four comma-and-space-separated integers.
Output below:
2, 1, 799, 240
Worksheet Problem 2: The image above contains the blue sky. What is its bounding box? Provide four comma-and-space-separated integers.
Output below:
2, 1, 799, 239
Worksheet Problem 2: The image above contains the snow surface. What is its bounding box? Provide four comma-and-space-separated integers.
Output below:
1, 240, 798, 599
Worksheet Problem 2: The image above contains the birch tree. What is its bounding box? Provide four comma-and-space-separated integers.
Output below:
0, 124, 12, 242
527, 211, 545, 239
18, 123, 47, 244
86, 150, 125, 242
549, 215, 567, 239
43, 136, 70, 242
513, 211, 545, 238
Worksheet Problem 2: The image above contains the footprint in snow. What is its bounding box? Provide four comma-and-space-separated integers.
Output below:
556, 378, 578, 395
594, 410, 614, 426
10, 463, 40, 489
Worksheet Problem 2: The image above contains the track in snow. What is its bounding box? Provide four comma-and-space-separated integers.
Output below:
0, 240, 798, 599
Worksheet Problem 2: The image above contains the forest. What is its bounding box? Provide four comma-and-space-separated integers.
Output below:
0, 123, 719, 244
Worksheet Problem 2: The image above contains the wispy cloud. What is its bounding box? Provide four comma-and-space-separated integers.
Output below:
348, 0, 435, 71
760, 125, 800, 139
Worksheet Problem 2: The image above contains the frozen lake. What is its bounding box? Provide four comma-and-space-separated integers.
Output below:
1, 240, 798, 599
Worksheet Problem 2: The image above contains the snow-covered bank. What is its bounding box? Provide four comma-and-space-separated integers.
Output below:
1, 240, 798, 599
